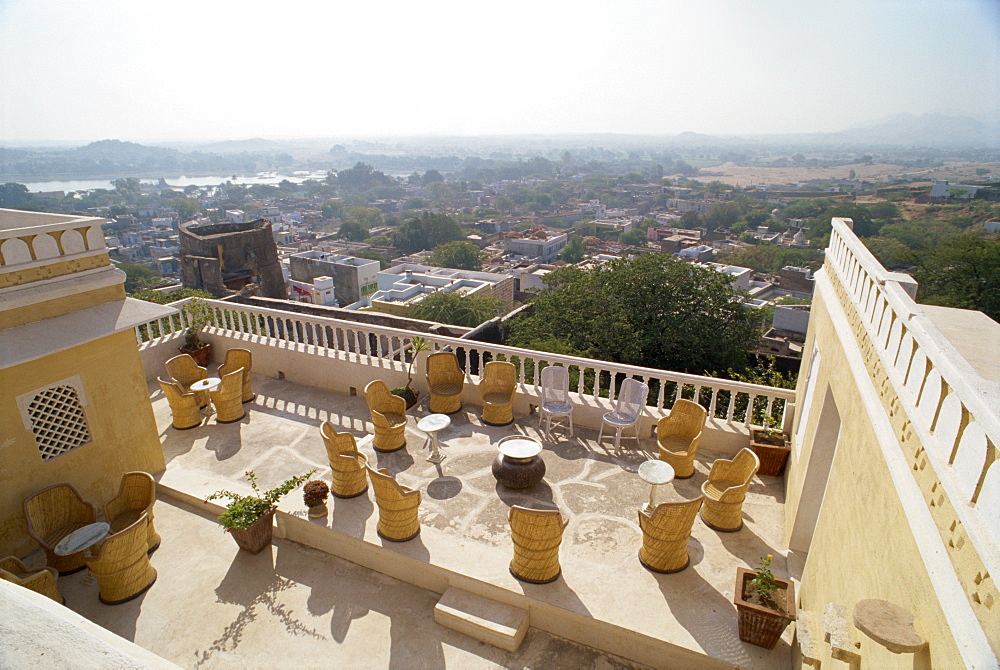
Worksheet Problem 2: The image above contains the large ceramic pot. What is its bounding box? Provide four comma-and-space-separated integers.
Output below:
734, 567, 796, 649
750, 429, 791, 477
229, 507, 275, 554
180, 342, 212, 368
492, 435, 546, 489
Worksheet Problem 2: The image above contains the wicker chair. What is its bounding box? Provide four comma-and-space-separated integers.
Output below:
157, 377, 202, 430
701, 448, 760, 532
104, 472, 160, 554
220, 348, 255, 403
427, 352, 465, 414
365, 465, 421, 542
480, 361, 516, 426
539, 365, 574, 439
23, 484, 97, 575
321, 423, 369, 498
165, 354, 209, 406
364, 380, 408, 452
656, 399, 709, 478
638, 497, 704, 573
598, 378, 649, 451
508, 506, 568, 584
0, 557, 62, 603
86, 513, 157, 605
211, 366, 246, 423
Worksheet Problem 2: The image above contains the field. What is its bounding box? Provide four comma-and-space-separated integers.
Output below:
694, 161, 1000, 187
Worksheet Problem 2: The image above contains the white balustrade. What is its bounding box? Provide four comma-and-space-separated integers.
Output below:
826, 217, 1000, 545
135, 297, 795, 427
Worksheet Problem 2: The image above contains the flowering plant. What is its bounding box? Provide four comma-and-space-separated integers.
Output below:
206, 470, 315, 530
749, 554, 778, 602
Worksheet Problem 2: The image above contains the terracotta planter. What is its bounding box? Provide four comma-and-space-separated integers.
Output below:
734, 567, 796, 649
180, 342, 212, 367
229, 507, 275, 554
750, 429, 791, 476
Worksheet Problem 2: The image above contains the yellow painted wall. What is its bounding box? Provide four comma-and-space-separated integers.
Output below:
0, 253, 110, 289
1, 283, 125, 330
788, 274, 964, 667
0, 330, 165, 557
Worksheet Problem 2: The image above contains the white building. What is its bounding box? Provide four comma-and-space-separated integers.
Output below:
502, 230, 569, 263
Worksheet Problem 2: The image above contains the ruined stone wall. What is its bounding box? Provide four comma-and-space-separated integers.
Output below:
179, 219, 285, 298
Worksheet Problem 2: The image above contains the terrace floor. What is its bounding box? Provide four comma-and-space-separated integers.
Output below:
78, 370, 794, 668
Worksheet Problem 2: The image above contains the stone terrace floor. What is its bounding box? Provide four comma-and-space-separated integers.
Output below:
138, 370, 794, 668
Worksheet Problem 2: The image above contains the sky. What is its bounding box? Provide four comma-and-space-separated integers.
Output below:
1, 0, 998, 143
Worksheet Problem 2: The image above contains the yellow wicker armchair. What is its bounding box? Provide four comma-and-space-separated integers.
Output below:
366, 465, 421, 542
427, 351, 464, 414
104, 472, 160, 554
23, 483, 97, 575
701, 448, 760, 532
158, 377, 203, 430
211, 366, 246, 423
508, 506, 568, 584
321, 423, 370, 498
364, 380, 408, 452
0, 556, 62, 603
638, 497, 703, 573
480, 361, 516, 426
165, 354, 209, 406
656, 399, 709, 479
220, 348, 254, 403
86, 513, 157, 605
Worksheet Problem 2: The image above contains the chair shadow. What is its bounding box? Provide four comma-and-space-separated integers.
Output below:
330, 492, 375, 539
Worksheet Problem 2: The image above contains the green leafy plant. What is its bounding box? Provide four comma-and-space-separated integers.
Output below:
392, 336, 429, 402
206, 470, 315, 531
749, 554, 778, 603
761, 414, 784, 439
182, 297, 214, 351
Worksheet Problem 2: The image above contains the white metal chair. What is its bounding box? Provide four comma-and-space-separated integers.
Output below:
538, 365, 573, 439
598, 378, 648, 451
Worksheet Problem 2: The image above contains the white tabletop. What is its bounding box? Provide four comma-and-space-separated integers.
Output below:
190, 377, 222, 392
497, 435, 542, 459
417, 413, 451, 433
54, 522, 111, 556
638, 459, 675, 486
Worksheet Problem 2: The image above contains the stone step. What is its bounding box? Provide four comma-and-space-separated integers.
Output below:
434, 587, 529, 653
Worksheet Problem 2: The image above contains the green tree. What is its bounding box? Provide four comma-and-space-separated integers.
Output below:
121, 263, 161, 294
863, 237, 912, 268
703, 202, 742, 232
510, 254, 759, 375
346, 206, 384, 230
410, 291, 506, 327
421, 169, 444, 185
391, 213, 463, 254
168, 196, 201, 222
560, 235, 587, 263
619, 229, 648, 246
321, 199, 344, 218
337, 220, 369, 241
428, 241, 483, 270
914, 234, 1000, 321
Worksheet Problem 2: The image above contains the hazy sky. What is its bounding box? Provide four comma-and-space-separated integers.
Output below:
1, 0, 998, 142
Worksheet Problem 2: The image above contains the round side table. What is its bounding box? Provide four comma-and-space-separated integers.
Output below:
417, 413, 451, 463
638, 459, 675, 512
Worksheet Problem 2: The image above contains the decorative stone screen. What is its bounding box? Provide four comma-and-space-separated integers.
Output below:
25, 384, 92, 461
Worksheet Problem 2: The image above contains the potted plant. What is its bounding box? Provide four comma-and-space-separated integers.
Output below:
205, 469, 315, 553
734, 554, 796, 649
750, 415, 791, 476
391, 336, 429, 409
303, 480, 329, 518
180, 297, 214, 367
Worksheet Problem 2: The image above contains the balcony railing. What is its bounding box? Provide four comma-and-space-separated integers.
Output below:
136, 297, 795, 429
827, 216, 999, 548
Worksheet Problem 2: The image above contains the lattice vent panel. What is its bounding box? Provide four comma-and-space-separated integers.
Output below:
27, 385, 92, 461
